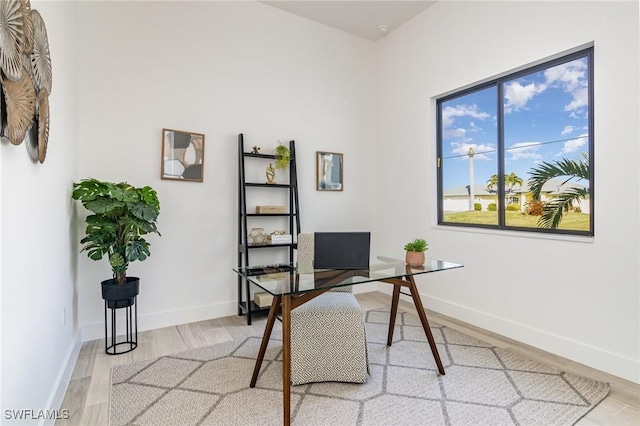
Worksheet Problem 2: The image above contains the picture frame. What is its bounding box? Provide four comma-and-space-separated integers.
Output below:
316, 151, 343, 191
161, 128, 205, 182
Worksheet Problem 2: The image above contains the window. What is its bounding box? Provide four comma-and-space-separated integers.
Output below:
437, 48, 593, 236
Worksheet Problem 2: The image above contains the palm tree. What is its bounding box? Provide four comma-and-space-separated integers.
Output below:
486, 174, 499, 192
528, 153, 589, 228
486, 172, 524, 205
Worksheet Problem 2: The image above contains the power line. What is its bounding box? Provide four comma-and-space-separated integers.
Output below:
442, 136, 589, 160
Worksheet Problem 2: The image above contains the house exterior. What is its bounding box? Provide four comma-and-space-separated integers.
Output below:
443, 178, 590, 214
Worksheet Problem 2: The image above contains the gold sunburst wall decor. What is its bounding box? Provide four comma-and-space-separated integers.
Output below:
0, 1, 51, 163
0, 0, 24, 82
37, 88, 48, 163
1, 64, 36, 145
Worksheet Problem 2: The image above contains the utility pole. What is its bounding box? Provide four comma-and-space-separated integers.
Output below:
468, 147, 475, 211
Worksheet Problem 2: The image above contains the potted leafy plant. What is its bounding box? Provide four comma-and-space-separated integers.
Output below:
273, 141, 291, 169
72, 178, 161, 308
404, 238, 428, 267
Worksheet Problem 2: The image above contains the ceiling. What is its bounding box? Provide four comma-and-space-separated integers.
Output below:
261, 1, 437, 41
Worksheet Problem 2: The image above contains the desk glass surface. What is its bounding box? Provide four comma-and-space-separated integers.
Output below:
233, 257, 463, 297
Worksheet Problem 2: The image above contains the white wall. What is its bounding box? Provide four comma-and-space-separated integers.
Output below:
76, 2, 377, 339
0, 2, 80, 423
376, 1, 639, 383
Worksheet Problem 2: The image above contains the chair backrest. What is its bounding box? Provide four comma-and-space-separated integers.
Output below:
313, 232, 370, 269
297, 233, 315, 273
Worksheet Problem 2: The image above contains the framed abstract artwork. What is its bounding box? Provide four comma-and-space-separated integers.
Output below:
161, 128, 205, 182
316, 151, 343, 191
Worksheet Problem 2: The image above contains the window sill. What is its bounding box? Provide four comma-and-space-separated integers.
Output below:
432, 224, 594, 243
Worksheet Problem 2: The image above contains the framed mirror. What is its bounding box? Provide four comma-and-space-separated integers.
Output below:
316, 151, 343, 191
161, 128, 205, 182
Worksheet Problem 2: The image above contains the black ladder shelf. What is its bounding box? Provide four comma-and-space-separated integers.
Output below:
237, 133, 301, 325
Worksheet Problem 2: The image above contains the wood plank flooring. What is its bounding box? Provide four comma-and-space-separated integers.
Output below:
56, 292, 639, 425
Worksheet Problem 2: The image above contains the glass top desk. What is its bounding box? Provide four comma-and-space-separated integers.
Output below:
233, 256, 463, 426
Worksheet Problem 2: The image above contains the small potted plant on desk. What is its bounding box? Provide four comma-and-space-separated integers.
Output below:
404, 238, 428, 267
72, 178, 161, 353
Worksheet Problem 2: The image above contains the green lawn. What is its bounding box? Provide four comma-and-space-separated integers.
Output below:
443, 211, 590, 231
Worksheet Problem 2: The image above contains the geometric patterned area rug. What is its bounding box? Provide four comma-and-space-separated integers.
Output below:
110, 309, 609, 425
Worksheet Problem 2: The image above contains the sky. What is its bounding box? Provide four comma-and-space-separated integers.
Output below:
440, 54, 590, 191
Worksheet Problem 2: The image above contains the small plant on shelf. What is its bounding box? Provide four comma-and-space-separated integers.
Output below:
273, 141, 291, 169
404, 238, 428, 267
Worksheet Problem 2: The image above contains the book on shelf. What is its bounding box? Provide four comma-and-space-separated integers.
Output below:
256, 272, 286, 281
256, 205, 286, 214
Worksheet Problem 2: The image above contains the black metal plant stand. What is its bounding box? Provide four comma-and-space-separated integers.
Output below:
104, 298, 138, 355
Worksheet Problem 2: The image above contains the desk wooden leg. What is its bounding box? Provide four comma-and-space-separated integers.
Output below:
250, 296, 281, 387
282, 295, 291, 426
407, 275, 446, 375
387, 285, 400, 346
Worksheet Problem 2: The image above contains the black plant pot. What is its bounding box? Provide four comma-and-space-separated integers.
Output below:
101, 277, 140, 309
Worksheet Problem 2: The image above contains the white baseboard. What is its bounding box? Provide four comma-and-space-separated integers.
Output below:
81, 285, 640, 383
80, 284, 379, 342
42, 331, 82, 426
352, 282, 377, 294
81, 301, 237, 342
376, 284, 639, 384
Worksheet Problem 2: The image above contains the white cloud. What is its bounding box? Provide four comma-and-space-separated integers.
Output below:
469, 121, 482, 132
564, 87, 588, 111
557, 133, 587, 155
545, 60, 586, 92
442, 104, 490, 128
450, 142, 495, 161
504, 81, 546, 113
507, 141, 542, 161
544, 58, 589, 112
561, 126, 575, 135
444, 128, 467, 139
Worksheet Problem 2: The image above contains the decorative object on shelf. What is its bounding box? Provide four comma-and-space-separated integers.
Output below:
274, 140, 291, 169
404, 238, 428, 267
256, 205, 285, 214
267, 233, 292, 244
161, 128, 205, 182
248, 227, 268, 245
72, 178, 161, 355
251, 145, 260, 154
0, 4, 52, 162
253, 291, 274, 307
316, 151, 343, 191
266, 162, 275, 184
